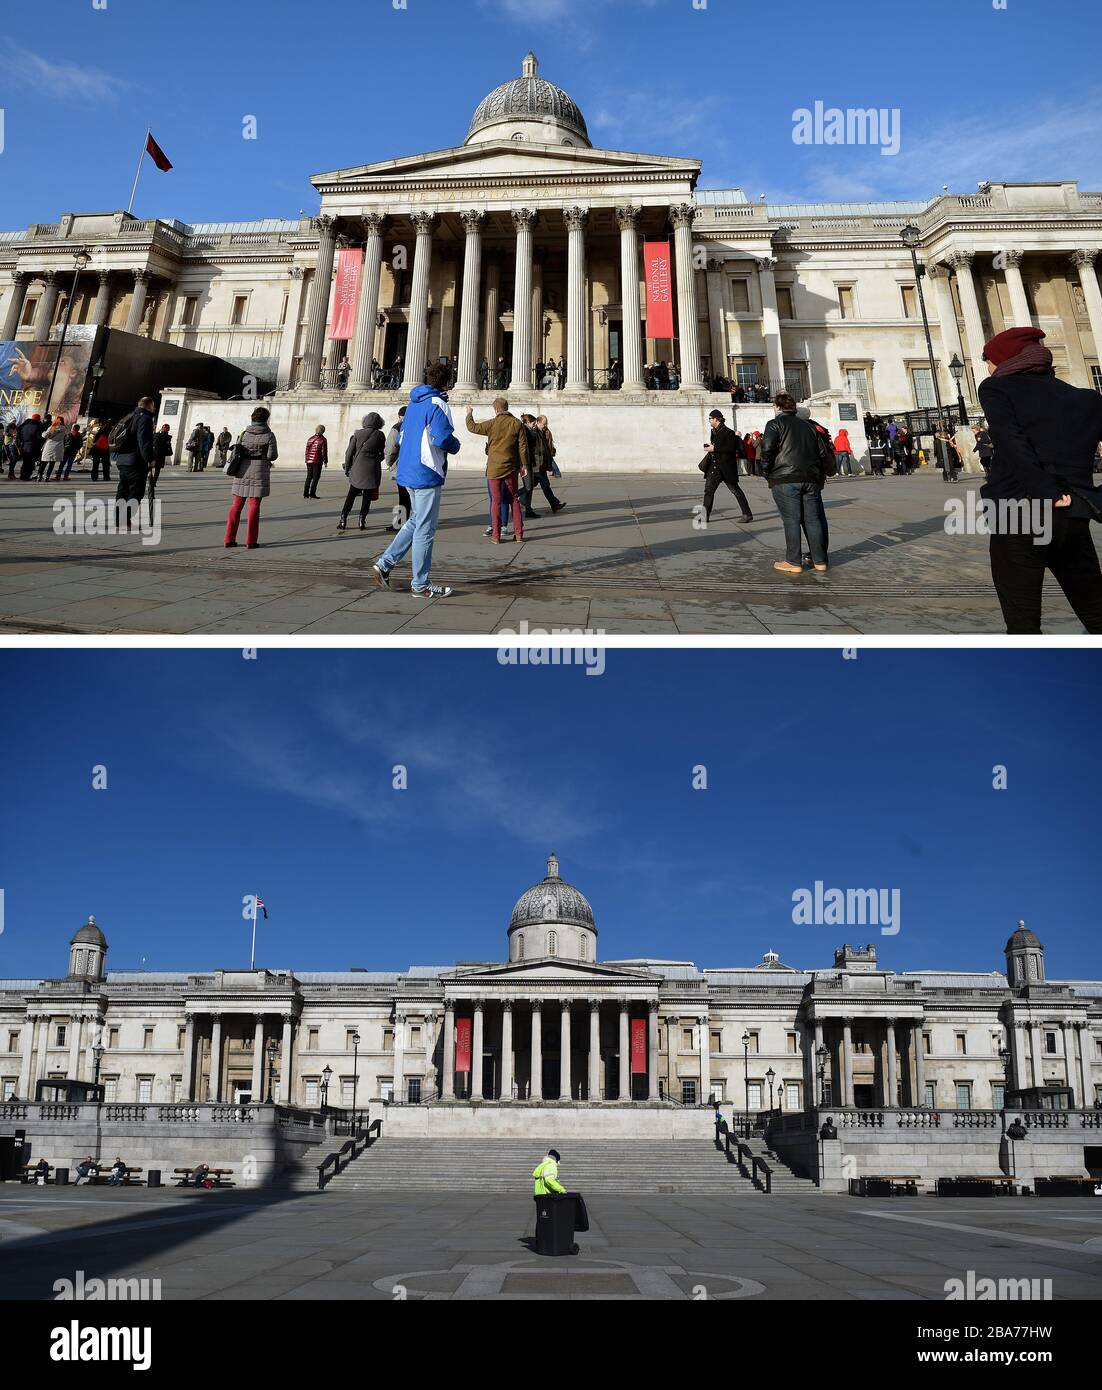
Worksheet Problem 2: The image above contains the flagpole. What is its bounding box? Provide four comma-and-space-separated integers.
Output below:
127, 129, 148, 215
250, 895, 257, 971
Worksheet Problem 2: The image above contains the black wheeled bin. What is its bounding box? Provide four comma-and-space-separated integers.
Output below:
534, 1194, 578, 1256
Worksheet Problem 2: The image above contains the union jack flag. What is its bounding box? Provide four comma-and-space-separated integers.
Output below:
256, 897, 268, 919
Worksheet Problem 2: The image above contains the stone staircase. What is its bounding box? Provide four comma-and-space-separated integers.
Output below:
739, 1136, 821, 1195
286, 1134, 821, 1196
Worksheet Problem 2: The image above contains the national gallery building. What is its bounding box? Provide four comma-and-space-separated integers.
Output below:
2, 857, 1099, 1118
3, 53, 1102, 467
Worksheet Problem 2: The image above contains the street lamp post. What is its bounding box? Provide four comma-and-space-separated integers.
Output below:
265, 1040, 278, 1104
998, 1046, 1010, 1109
351, 1031, 361, 1130
45, 249, 90, 419
92, 1043, 104, 1100
816, 1044, 828, 1108
742, 1031, 751, 1130
899, 224, 947, 439
766, 1067, 776, 1112
320, 1064, 332, 1110
948, 352, 968, 428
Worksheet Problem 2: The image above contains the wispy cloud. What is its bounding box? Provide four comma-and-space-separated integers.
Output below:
13, 47, 130, 105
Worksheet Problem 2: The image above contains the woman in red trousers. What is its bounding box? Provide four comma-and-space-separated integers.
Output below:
224, 407, 279, 549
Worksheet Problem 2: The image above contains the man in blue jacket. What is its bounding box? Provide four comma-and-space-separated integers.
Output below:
372, 363, 460, 598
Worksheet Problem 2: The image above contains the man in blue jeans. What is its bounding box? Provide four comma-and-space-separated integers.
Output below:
372, 363, 460, 598
758, 392, 831, 574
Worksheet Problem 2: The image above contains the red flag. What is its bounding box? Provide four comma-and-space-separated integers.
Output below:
145, 132, 173, 172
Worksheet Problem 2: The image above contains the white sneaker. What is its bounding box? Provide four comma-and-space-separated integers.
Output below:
411, 582, 452, 598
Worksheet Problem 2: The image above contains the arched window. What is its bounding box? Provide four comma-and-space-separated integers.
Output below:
517, 934, 524, 960
548, 930, 558, 957
74, 949, 85, 975
580, 935, 588, 961
512, 132, 525, 142
561, 139, 574, 147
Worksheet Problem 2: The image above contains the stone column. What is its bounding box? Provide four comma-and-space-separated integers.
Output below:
471, 998, 484, 1101
1, 271, 28, 341
299, 214, 337, 389
510, 208, 535, 390
279, 1014, 293, 1104
401, 212, 435, 391
616, 205, 644, 392
670, 204, 704, 389
1001, 250, 1032, 326
947, 251, 988, 398
698, 1013, 711, 1104
392, 1011, 405, 1105
813, 1020, 824, 1105
125, 269, 151, 335
33, 272, 59, 343
36, 1016, 51, 1085
67, 1016, 82, 1082
350, 214, 385, 389
277, 267, 307, 385
841, 1019, 854, 1108
559, 999, 572, 1100
530, 1000, 543, 1101
1030, 1021, 1043, 1088
914, 1022, 927, 1105
251, 1016, 264, 1100
885, 1019, 898, 1108
500, 1001, 514, 1102
564, 205, 590, 392
619, 1003, 630, 1101
181, 1013, 196, 1101
705, 259, 727, 384
18, 1018, 37, 1098
1012, 1019, 1028, 1096
757, 257, 784, 389
931, 269, 967, 401
531, 252, 544, 375
455, 210, 484, 390
1077, 1023, 1091, 1110
209, 1017, 223, 1102
482, 255, 501, 369
648, 1001, 660, 1100
588, 1000, 601, 1101
442, 1000, 456, 1100
1070, 250, 1102, 366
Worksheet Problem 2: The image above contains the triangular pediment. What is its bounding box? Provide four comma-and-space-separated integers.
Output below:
444, 957, 656, 984
313, 139, 699, 192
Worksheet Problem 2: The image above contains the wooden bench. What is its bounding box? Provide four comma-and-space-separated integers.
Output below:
20, 1163, 53, 1185
936, 1175, 1016, 1197
850, 1175, 920, 1197
173, 1166, 235, 1189
90, 1166, 144, 1187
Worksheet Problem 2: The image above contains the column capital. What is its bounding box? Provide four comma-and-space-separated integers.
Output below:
757, 256, 777, 272
96, 268, 112, 284
9, 268, 28, 285
502, 999, 514, 1013
132, 268, 152, 285
411, 211, 436, 236
1070, 248, 1098, 269
670, 202, 697, 229
472, 996, 484, 1012
648, 999, 660, 1014
564, 205, 589, 231
559, 997, 573, 1009
529, 997, 543, 1011
184, 1012, 195, 1024
706, 257, 725, 273
1000, 249, 1025, 269
946, 249, 974, 271
589, 998, 601, 1012
360, 212, 386, 235
40, 269, 58, 286
615, 204, 640, 230
460, 208, 484, 234
444, 998, 456, 1013
289, 265, 304, 279
311, 213, 336, 236
511, 207, 536, 230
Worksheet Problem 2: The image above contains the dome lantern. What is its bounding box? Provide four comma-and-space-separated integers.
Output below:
68, 914, 108, 981
465, 54, 591, 149
508, 855, 597, 963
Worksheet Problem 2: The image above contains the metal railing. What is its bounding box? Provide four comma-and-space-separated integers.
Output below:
715, 1122, 772, 1193
317, 1118, 382, 1190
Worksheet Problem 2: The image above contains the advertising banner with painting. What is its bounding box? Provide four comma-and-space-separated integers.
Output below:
0, 338, 95, 429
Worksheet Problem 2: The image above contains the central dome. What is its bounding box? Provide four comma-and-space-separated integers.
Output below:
508, 854, 597, 963
465, 53, 591, 148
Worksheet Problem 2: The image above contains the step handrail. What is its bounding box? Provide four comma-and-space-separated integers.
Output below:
317, 1117, 382, 1190
715, 1120, 773, 1193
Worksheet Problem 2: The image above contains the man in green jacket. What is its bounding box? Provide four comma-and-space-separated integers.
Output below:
532, 1148, 565, 1196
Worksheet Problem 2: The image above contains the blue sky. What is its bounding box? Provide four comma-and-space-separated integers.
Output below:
0, 648, 1097, 982
2, 0, 1100, 228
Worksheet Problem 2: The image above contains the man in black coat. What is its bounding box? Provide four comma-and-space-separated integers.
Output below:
978, 326, 1102, 633
112, 396, 156, 530
758, 393, 831, 572
18, 414, 44, 481
702, 410, 753, 523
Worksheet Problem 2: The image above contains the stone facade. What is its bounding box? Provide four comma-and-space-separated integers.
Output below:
3, 56, 1101, 429
2, 860, 1099, 1121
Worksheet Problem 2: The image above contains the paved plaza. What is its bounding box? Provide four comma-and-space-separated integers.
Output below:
1, 467, 1096, 636
1, 1186, 1099, 1301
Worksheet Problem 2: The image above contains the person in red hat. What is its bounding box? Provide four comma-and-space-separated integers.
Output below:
978, 325, 1102, 633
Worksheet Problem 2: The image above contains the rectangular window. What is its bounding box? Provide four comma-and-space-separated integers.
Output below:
108, 1027, 119, 1048
747, 1032, 760, 1054
1045, 1032, 1058, 1055
103, 1077, 118, 1102
786, 1033, 798, 1055
180, 296, 198, 327
171, 1075, 182, 1102
992, 1083, 1005, 1110
735, 361, 760, 388
137, 1076, 153, 1103
776, 286, 794, 319
230, 295, 248, 326
346, 1029, 359, 1050
304, 1078, 319, 1106
955, 1033, 967, 1055
1, 1078, 15, 1100
710, 1030, 722, 1053
837, 285, 855, 318
901, 285, 918, 318
6, 1032, 17, 1053
922, 1032, 932, 1054
20, 298, 38, 328
910, 365, 936, 408
407, 1077, 422, 1104
784, 363, 808, 399
730, 279, 750, 313
682, 1028, 694, 1050
785, 1082, 800, 1109
410, 1027, 422, 1048
341, 1078, 354, 1106
307, 1028, 319, 1050
383, 1029, 394, 1053
681, 1079, 698, 1106
747, 1081, 763, 1110
955, 1083, 972, 1110
56, 1025, 67, 1047
1091, 364, 1102, 394
845, 366, 871, 407
177, 1026, 186, 1049
924, 1083, 936, 1108
143, 1027, 154, 1050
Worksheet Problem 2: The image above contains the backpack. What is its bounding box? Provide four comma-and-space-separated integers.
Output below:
108, 411, 139, 454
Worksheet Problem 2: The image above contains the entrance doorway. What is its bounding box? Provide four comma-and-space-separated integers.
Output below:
383, 322, 408, 370
854, 1084, 877, 1109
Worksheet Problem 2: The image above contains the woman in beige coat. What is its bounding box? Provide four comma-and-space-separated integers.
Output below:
224, 407, 279, 549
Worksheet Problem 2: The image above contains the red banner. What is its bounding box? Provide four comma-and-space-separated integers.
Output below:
328, 245, 363, 341
455, 1017, 472, 1073
643, 240, 674, 339
630, 1018, 647, 1074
